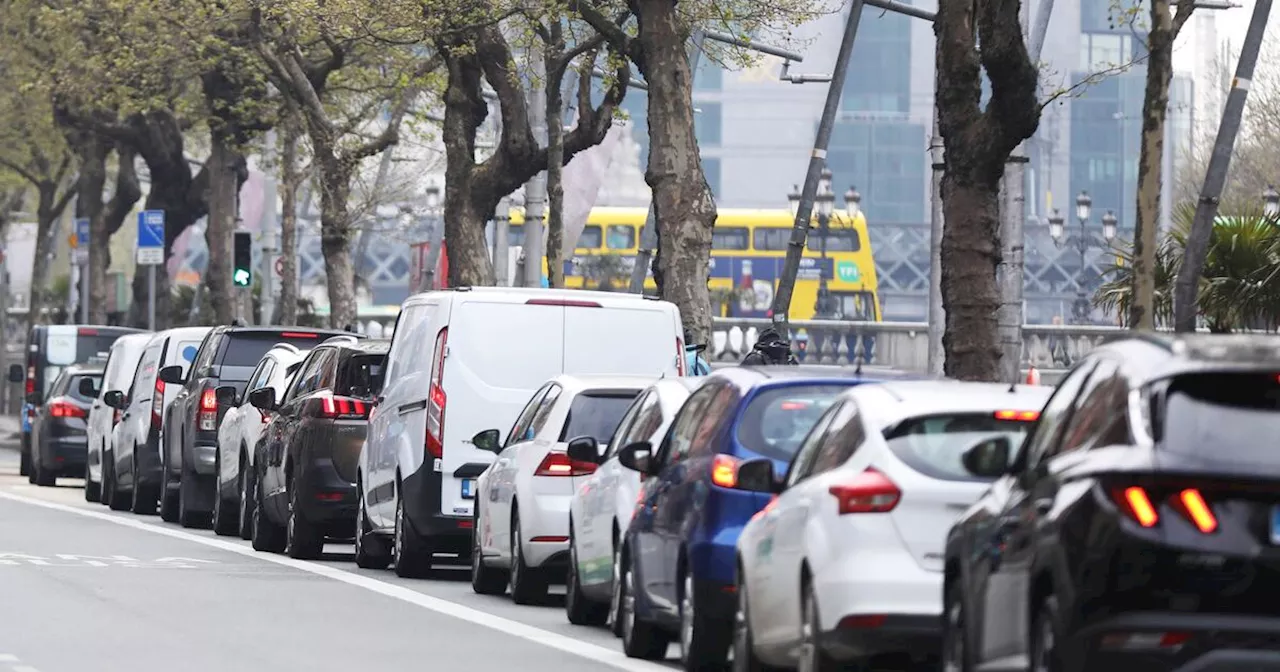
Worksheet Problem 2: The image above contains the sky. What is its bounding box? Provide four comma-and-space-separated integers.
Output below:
1173, 0, 1268, 72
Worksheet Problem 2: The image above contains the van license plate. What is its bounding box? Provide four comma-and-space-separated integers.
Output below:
1271, 506, 1280, 544
461, 479, 475, 499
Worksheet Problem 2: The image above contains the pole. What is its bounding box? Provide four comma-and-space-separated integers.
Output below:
1027, 0, 1055, 63
629, 32, 706, 294
1173, 0, 1272, 332
927, 117, 945, 376
998, 155, 1028, 383
260, 128, 279, 325
147, 266, 156, 331
420, 212, 445, 293
79, 259, 89, 324
494, 199, 511, 286
522, 49, 549, 289
1160, 102, 1174, 234
770, 0, 865, 335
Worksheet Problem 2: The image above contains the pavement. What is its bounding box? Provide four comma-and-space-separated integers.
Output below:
0, 423, 678, 672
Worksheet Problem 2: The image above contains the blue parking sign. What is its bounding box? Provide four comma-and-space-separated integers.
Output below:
137, 211, 165, 249
75, 218, 90, 247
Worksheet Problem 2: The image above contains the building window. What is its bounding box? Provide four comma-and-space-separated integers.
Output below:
841, 5, 911, 114
695, 63, 723, 91
696, 102, 722, 146
1079, 33, 1130, 72
702, 157, 721, 199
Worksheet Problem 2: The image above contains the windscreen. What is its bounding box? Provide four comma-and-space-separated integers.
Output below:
560, 392, 640, 443
1162, 373, 1280, 465
43, 327, 132, 367
66, 374, 104, 404
338, 353, 386, 398
885, 413, 1039, 482
737, 385, 848, 461
221, 334, 331, 370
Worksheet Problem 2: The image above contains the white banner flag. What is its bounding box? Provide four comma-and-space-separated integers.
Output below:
556, 120, 628, 258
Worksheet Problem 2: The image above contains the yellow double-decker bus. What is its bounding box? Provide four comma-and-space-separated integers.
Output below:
507, 207, 881, 321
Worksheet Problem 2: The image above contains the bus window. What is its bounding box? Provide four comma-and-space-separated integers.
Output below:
713, 228, 749, 250
752, 228, 790, 251
578, 225, 603, 249
833, 291, 877, 321
605, 225, 635, 250
806, 229, 862, 252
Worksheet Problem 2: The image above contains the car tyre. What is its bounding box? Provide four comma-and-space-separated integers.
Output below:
18, 436, 30, 477
251, 475, 287, 553
211, 453, 238, 536
679, 569, 731, 670
158, 439, 180, 523
509, 512, 548, 605
565, 523, 608, 625
84, 459, 101, 502
130, 447, 158, 515
733, 569, 783, 672
607, 539, 624, 637
285, 481, 325, 560
237, 456, 255, 540
470, 503, 507, 594
32, 450, 55, 487
177, 464, 206, 529
1030, 594, 1065, 672
942, 583, 974, 672
798, 582, 838, 672
393, 489, 432, 578
354, 480, 391, 570
105, 454, 131, 512
619, 552, 670, 660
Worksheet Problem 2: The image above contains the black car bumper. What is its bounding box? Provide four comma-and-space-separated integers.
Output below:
134, 430, 163, 488
401, 463, 475, 555
37, 436, 87, 473
1068, 612, 1280, 672
819, 613, 940, 664
296, 457, 357, 535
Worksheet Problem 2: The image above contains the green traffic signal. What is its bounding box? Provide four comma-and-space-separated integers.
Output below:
233, 268, 251, 286
233, 230, 252, 287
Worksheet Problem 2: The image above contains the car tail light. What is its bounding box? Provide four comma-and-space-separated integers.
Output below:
1178, 488, 1217, 533
78, 328, 98, 336
198, 387, 218, 431
534, 451, 597, 477
425, 328, 448, 459
151, 376, 165, 431
1109, 482, 1219, 534
711, 454, 741, 488
280, 331, 320, 338
676, 336, 686, 376
317, 396, 369, 418
25, 365, 34, 395
1117, 486, 1159, 527
525, 299, 601, 307
48, 399, 87, 418
994, 409, 1040, 421
837, 614, 887, 629
829, 469, 901, 514
1099, 631, 1191, 651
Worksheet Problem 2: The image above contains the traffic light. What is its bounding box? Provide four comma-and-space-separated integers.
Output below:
233, 231, 252, 287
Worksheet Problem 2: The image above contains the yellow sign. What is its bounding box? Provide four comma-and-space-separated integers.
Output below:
68, 232, 78, 249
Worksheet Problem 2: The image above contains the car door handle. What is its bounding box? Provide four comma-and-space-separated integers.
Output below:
398, 400, 426, 415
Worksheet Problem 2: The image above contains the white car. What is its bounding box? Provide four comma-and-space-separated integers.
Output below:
85, 333, 152, 502
564, 376, 705, 628
732, 381, 1051, 672
469, 374, 653, 604
211, 343, 308, 539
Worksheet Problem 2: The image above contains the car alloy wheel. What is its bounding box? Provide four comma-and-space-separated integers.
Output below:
621, 566, 639, 647
607, 544, 623, 635
798, 588, 820, 672
680, 572, 696, 659
732, 575, 751, 672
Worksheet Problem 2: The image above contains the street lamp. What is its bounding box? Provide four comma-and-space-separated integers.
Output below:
1047, 209, 1065, 241
424, 184, 442, 210
1101, 210, 1118, 242
1053, 195, 1116, 325
844, 186, 861, 219
1075, 191, 1092, 223
1264, 184, 1280, 218
813, 168, 836, 318
788, 184, 802, 217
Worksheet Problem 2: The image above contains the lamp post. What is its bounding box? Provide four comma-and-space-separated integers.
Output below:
420, 184, 445, 292
1050, 193, 1115, 324
845, 186, 861, 221
1264, 184, 1280, 218
494, 196, 512, 286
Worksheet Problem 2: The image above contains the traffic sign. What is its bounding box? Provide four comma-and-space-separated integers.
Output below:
74, 218, 89, 264
136, 210, 165, 266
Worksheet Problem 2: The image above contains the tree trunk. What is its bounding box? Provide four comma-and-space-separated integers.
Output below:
440, 37, 497, 287
316, 154, 359, 329
545, 59, 567, 290
205, 131, 240, 325
633, 0, 716, 345
278, 115, 301, 326
28, 185, 61, 335
75, 136, 110, 325
939, 177, 1003, 378
1129, 0, 1179, 330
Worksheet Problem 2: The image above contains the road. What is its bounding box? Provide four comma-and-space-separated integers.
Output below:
0, 423, 677, 672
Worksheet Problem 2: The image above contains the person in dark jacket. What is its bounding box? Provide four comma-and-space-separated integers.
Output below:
741, 327, 798, 366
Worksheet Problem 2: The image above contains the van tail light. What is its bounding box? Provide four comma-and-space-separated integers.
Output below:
534, 451, 597, 477
711, 454, 742, 488
994, 409, 1040, 421
48, 399, 87, 419
25, 365, 34, 395
829, 469, 901, 514
1108, 482, 1218, 534
198, 387, 219, 431
425, 328, 448, 459
316, 395, 369, 419
151, 376, 165, 431
1178, 488, 1217, 533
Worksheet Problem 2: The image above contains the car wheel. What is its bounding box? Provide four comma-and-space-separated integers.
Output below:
679, 568, 731, 670
251, 476, 286, 553
619, 552, 670, 660
18, 436, 30, 477
177, 463, 207, 529
354, 480, 391, 570
285, 480, 324, 560
565, 523, 608, 625
733, 569, 782, 672
607, 537, 624, 636
84, 458, 101, 502
32, 448, 55, 487
237, 458, 255, 540
392, 489, 432, 578
130, 445, 158, 515
943, 584, 973, 672
211, 453, 238, 536
798, 582, 838, 672
508, 512, 548, 605
1031, 595, 1064, 672
470, 502, 507, 594
106, 454, 130, 512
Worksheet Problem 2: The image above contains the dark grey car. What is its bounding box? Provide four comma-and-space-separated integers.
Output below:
29, 365, 104, 487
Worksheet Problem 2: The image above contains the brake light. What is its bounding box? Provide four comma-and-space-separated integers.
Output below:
78, 328, 98, 336
25, 365, 34, 395
48, 399, 87, 418
151, 376, 165, 431
1119, 486, 1159, 527
534, 451, 597, 477
280, 331, 319, 338
829, 469, 901, 514
525, 299, 602, 307
676, 336, 686, 376
780, 401, 810, 411
994, 409, 1040, 421
425, 328, 448, 459
1100, 631, 1191, 651
198, 387, 219, 431
318, 396, 369, 418
837, 614, 887, 629
1178, 488, 1217, 533
711, 454, 741, 488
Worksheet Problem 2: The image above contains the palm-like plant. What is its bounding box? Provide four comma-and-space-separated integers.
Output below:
1093, 203, 1280, 331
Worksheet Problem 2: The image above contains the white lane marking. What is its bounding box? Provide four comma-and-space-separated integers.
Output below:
13, 666, 40, 672
0, 655, 18, 662
0, 491, 669, 671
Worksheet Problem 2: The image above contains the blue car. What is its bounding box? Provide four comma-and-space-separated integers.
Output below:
612, 365, 917, 668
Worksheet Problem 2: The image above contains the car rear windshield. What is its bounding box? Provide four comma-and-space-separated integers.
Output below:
560, 391, 641, 444
884, 413, 1039, 482
67, 374, 103, 403
1161, 373, 1280, 465
222, 333, 331, 369
737, 385, 848, 461
337, 353, 386, 398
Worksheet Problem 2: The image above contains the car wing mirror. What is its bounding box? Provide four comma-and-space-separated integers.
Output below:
616, 441, 654, 475
247, 387, 277, 412
961, 434, 1014, 479
158, 365, 185, 385
472, 429, 502, 453
215, 385, 239, 406
102, 390, 126, 409
735, 457, 782, 493
25, 391, 41, 405
7, 363, 22, 383
566, 436, 601, 464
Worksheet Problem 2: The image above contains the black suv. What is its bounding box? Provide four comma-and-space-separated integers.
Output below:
944, 333, 1280, 672
249, 338, 387, 559
158, 326, 358, 527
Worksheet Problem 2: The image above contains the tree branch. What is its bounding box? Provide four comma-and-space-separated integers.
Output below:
1040, 54, 1150, 110
976, 0, 1041, 163
1172, 0, 1196, 35
570, 3, 643, 70
933, 0, 983, 143
0, 158, 40, 187
344, 54, 442, 162
51, 180, 77, 220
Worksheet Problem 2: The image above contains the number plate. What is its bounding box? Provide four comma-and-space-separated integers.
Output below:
1271, 506, 1280, 544
461, 479, 475, 499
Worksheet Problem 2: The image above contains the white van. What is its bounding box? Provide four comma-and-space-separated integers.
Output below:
355, 287, 686, 576
85, 332, 153, 502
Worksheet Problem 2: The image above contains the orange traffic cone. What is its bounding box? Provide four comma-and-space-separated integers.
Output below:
1025, 367, 1041, 385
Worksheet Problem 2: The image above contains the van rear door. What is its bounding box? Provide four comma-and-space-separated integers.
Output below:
441, 299, 566, 518
563, 302, 679, 377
